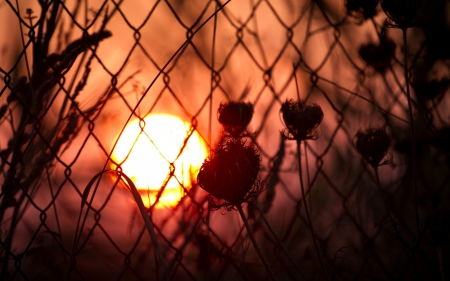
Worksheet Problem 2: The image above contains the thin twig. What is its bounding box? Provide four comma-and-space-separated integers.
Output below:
236, 204, 277, 281
374, 167, 419, 278
252, 199, 309, 280
438, 246, 445, 281
297, 141, 328, 281
402, 28, 420, 237
65, 170, 169, 281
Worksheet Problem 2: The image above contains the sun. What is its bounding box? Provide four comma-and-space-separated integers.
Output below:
110, 114, 208, 208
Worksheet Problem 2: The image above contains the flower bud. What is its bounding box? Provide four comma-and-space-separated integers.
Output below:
218, 101, 254, 138
281, 99, 323, 141
354, 126, 391, 168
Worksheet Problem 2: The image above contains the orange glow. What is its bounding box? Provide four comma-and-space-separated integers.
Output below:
111, 114, 208, 208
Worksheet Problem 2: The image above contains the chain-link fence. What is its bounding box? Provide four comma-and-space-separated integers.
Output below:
1, 0, 450, 280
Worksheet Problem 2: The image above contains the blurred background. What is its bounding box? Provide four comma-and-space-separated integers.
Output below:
1, 0, 450, 280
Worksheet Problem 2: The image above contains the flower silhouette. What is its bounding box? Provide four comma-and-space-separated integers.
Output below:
281, 99, 324, 141
381, 0, 423, 29
354, 126, 391, 168
218, 101, 254, 138
197, 138, 264, 210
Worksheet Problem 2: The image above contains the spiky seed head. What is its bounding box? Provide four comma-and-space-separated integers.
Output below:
197, 138, 265, 210
281, 99, 324, 141
354, 126, 391, 168
218, 101, 254, 138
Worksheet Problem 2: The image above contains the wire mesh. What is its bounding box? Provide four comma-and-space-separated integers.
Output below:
1, 0, 450, 280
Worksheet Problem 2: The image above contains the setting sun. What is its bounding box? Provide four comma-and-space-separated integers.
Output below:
111, 114, 208, 208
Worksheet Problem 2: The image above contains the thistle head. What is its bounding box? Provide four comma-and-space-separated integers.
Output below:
354, 126, 391, 168
345, 0, 380, 22
281, 99, 324, 141
381, 0, 423, 29
218, 101, 254, 138
197, 138, 265, 210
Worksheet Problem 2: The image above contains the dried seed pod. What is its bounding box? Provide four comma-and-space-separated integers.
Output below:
218, 101, 253, 138
281, 99, 323, 141
197, 138, 265, 210
381, 0, 424, 29
354, 126, 391, 168
345, 0, 380, 22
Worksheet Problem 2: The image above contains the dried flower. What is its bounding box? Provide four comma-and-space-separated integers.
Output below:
197, 138, 265, 210
354, 126, 391, 168
218, 101, 254, 138
345, 0, 380, 22
359, 36, 396, 73
281, 99, 324, 141
380, 0, 424, 29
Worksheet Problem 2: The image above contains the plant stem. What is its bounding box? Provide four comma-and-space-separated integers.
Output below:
374, 167, 419, 278
438, 246, 445, 281
401, 29, 421, 281
122, 173, 170, 281
402, 28, 420, 236
65, 171, 170, 281
374, 168, 396, 232
236, 205, 277, 281
252, 200, 309, 280
297, 141, 327, 281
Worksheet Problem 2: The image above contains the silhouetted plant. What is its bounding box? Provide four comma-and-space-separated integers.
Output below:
197, 138, 264, 210
197, 138, 276, 280
281, 99, 323, 141
382, 0, 425, 237
354, 126, 391, 168
354, 125, 422, 278
1, 0, 449, 279
281, 99, 327, 280
354, 126, 395, 224
0, 4, 113, 277
381, 0, 424, 29
218, 101, 254, 138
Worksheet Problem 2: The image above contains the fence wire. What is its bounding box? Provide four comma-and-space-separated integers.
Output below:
1, 0, 450, 280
